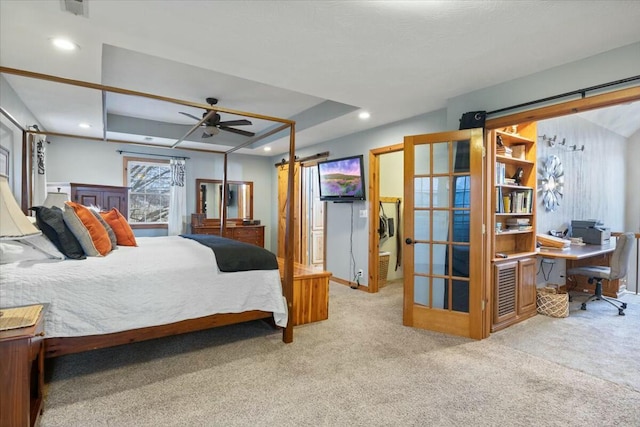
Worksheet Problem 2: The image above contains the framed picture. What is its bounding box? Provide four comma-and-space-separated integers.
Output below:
0, 146, 8, 177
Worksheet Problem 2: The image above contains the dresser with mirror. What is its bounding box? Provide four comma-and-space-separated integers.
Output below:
191, 178, 264, 247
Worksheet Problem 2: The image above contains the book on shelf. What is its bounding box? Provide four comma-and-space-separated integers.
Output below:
537, 234, 571, 248
497, 146, 512, 157
506, 218, 530, 226
507, 225, 532, 231
497, 189, 533, 214
495, 162, 505, 185
502, 195, 511, 213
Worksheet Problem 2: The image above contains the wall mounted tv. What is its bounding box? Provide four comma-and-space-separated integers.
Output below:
317, 155, 366, 202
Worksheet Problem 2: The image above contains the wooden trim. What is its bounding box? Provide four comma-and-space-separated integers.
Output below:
331, 276, 368, 290
130, 223, 168, 230
368, 142, 404, 294
368, 150, 379, 293
27, 129, 226, 155
44, 310, 273, 358
485, 86, 640, 130
380, 196, 401, 204
0, 66, 294, 125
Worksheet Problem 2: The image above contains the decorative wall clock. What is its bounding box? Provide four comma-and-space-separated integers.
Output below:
538, 155, 564, 212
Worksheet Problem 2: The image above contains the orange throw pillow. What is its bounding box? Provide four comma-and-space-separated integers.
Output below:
63, 202, 112, 256
100, 208, 137, 246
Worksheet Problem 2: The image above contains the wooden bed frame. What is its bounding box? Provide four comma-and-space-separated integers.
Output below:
45, 310, 274, 358
1, 66, 299, 356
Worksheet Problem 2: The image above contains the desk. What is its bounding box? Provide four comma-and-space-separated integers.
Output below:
537, 241, 615, 260
538, 242, 623, 297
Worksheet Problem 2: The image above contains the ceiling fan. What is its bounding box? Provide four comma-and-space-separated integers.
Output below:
179, 97, 255, 138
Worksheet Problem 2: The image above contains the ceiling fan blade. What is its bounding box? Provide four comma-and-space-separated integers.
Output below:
220, 126, 255, 137
218, 119, 252, 127
179, 112, 202, 122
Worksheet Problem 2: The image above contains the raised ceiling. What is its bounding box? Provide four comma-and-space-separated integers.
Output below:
1, 1, 639, 155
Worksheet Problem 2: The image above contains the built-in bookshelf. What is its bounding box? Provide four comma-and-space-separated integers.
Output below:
490, 123, 538, 332
490, 125, 537, 259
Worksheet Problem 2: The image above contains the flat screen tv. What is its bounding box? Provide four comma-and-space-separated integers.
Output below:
317, 155, 366, 202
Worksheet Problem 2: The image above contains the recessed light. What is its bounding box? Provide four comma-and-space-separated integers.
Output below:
78, 123, 91, 128
263, 146, 272, 152
358, 111, 370, 120
51, 37, 79, 51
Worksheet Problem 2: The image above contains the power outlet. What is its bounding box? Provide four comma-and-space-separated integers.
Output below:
357, 269, 363, 278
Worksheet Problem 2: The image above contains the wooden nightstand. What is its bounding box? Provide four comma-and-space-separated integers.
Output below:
0, 305, 46, 427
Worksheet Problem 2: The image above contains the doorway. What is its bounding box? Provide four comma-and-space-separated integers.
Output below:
277, 159, 326, 269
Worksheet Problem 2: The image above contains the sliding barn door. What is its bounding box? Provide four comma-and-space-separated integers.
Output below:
403, 129, 487, 339
277, 163, 301, 262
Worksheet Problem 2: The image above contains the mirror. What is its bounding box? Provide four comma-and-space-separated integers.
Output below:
196, 179, 253, 221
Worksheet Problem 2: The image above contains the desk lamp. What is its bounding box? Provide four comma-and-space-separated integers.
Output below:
43, 189, 70, 208
0, 174, 41, 240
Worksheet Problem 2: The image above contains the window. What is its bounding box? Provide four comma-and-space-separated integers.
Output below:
125, 158, 170, 225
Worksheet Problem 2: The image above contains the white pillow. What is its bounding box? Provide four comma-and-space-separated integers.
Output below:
0, 235, 65, 264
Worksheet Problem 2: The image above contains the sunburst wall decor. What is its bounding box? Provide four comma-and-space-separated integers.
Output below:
538, 154, 564, 212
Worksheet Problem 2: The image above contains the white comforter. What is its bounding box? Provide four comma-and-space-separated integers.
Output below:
0, 236, 287, 337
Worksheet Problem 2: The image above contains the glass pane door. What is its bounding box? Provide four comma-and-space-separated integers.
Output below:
403, 129, 485, 339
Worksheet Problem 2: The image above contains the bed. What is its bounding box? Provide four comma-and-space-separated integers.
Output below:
0, 66, 299, 357
0, 235, 288, 357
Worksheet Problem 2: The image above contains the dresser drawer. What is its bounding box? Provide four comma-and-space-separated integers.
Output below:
232, 227, 264, 247
233, 228, 260, 239
192, 226, 221, 236
191, 225, 264, 247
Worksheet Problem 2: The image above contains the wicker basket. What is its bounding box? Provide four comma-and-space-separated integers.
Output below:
379, 252, 390, 288
536, 286, 569, 318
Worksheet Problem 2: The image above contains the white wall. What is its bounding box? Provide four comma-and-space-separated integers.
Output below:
536, 114, 627, 234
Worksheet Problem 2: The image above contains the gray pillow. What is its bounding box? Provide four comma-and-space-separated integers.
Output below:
31, 206, 86, 260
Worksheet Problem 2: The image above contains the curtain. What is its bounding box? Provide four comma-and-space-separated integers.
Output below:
168, 158, 186, 236
32, 136, 47, 206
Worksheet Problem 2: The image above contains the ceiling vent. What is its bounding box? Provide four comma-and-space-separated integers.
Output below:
60, 0, 88, 17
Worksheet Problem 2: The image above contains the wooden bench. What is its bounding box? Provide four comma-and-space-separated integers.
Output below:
277, 259, 332, 326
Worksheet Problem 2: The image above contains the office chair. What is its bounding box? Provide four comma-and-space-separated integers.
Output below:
567, 232, 635, 316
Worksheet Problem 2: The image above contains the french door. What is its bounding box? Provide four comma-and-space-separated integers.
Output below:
403, 129, 487, 339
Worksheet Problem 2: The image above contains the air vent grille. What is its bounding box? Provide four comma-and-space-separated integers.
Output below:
496, 266, 517, 317
60, 0, 88, 17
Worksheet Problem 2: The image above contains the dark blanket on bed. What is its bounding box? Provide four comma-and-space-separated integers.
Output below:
180, 234, 278, 272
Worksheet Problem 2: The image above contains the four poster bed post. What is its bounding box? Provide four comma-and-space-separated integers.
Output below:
0, 66, 298, 350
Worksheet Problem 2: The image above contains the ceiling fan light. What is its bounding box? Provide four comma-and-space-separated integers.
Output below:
205, 126, 220, 135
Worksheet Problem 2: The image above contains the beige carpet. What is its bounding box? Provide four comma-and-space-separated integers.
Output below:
41, 282, 640, 426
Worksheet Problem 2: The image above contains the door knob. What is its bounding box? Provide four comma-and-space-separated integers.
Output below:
405, 238, 414, 245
